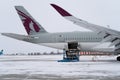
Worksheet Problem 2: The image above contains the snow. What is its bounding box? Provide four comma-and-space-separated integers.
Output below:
0, 55, 120, 77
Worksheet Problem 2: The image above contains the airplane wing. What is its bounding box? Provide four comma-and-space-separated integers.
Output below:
50, 4, 120, 35
51, 4, 120, 54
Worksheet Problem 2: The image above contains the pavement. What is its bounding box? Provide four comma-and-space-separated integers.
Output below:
0, 55, 120, 80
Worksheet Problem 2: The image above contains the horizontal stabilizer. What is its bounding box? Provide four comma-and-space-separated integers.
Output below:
1, 33, 28, 41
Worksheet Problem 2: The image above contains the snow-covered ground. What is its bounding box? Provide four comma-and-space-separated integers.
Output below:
0, 55, 120, 80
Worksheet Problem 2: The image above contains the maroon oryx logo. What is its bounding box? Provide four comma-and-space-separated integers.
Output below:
16, 9, 40, 34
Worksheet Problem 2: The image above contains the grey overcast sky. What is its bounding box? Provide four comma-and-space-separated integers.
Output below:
0, 0, 120, 54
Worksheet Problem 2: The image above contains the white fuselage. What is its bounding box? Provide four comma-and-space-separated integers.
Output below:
24, 31, 114, 52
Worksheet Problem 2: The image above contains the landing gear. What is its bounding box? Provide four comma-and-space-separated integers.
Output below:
58, 42, 80, 62
117, 56, 120, 61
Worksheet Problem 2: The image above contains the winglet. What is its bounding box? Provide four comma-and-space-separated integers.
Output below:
51, 4, 72, 16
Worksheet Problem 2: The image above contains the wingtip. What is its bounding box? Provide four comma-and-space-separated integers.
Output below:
50, 4, 55, 6
50, 4, 72, 17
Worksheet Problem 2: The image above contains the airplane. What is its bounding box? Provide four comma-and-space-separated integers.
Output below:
51, 4, 120, 61
0, 50, 3, 55
1, 5, 117, 61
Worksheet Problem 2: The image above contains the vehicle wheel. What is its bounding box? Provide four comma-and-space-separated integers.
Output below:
117, 56, 120, 61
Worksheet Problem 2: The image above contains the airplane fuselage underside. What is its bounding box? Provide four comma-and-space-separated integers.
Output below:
39, 42, 114, 52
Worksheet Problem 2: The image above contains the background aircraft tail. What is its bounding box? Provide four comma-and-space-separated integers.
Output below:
0, 50, 3, 55
15, 6, 47, 35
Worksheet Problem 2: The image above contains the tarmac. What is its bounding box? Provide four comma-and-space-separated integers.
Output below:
0, 55, 120, 80
0, 74, 120, 80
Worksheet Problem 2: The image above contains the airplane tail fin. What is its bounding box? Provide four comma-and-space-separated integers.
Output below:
15, 6, 47, 35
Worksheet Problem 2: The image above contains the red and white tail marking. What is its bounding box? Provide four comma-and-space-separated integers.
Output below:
15, 6, 47, 35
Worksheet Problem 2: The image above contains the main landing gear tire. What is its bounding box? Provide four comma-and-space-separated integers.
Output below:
117, 56, 120, 61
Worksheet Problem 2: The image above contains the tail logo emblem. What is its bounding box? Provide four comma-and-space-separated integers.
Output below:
16, 9, 40, 34
29, 21, 36, 32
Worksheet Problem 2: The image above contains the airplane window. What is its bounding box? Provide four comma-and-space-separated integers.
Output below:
59, 35, 63, 37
